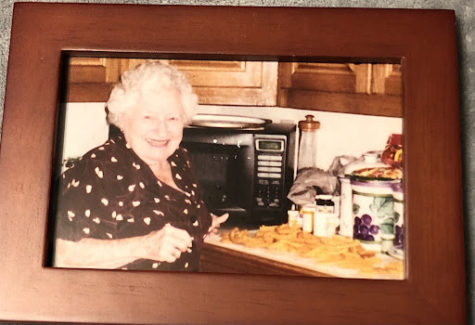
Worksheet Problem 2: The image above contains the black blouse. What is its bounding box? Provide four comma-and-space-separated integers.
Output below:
53, 133, 212, 271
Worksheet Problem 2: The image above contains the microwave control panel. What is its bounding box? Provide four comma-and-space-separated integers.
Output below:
254, 137, 286, 209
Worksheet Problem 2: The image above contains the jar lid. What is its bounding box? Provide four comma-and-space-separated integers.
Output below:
298, 115, 320, 131
362, 151, 382, 163
350, 166, 403, 182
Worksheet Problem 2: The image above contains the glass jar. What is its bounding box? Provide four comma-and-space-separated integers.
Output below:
297, 115, 320, 171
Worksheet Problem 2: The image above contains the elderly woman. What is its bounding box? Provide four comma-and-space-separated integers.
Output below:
53, 61, 228, 271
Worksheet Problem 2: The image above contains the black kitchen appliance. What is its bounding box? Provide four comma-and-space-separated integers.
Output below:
181, 116, 296, 228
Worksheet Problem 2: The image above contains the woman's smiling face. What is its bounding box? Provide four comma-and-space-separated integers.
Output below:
121, 87, 185, 166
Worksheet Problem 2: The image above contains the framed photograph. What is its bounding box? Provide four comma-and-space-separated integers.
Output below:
0, 3, 465, 324
53, 55, 404, 279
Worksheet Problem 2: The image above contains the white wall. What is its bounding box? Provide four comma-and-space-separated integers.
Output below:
197, 105, 402, 170
61, 103, 402, 171
61, 102, 109, 162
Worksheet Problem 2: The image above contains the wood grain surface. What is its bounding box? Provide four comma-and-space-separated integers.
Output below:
0, 3, 465, 324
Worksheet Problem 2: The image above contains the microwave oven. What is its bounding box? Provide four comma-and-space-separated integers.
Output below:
181, 122, 296, 227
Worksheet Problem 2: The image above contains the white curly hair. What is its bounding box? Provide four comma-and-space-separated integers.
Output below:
106, 60, 198, 128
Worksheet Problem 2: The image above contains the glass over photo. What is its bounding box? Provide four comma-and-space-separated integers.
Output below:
48, 56, 404, 279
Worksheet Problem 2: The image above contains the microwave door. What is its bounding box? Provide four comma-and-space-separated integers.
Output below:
180, 140, 254, 226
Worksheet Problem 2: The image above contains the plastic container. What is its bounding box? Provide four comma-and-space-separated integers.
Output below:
314, 195, 340, 237
300, 204, 316, 233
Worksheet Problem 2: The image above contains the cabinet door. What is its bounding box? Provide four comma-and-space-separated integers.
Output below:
66, 58, 278, 106
278, 62, 402, 117
123, 59, 278, 106
371, 64, 402, 96
65, 57, 121, 102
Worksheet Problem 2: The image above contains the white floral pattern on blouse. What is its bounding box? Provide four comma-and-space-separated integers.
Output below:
54, 133, 211, 271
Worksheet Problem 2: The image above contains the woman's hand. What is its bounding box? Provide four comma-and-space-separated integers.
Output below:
208, 213, 230, 235
140, 223, 193, 263
54, 223, 193, 269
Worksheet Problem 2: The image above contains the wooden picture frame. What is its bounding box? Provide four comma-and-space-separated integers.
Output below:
0, 3, 465, 324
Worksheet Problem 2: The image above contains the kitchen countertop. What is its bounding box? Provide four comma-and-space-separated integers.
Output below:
202, 229, 404, 280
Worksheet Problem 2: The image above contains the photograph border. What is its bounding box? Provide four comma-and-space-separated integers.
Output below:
0, 3, 465, 324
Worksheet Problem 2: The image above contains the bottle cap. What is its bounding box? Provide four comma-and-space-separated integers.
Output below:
298, 115, 320, 131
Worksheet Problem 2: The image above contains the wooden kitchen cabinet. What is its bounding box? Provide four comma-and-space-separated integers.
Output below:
124, 59, 278, 106
65, 57, 122, 103
65, 57, 278, 106
200, 243, 332, 277
277, 62, 402, 117
65, 57, 401, 117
